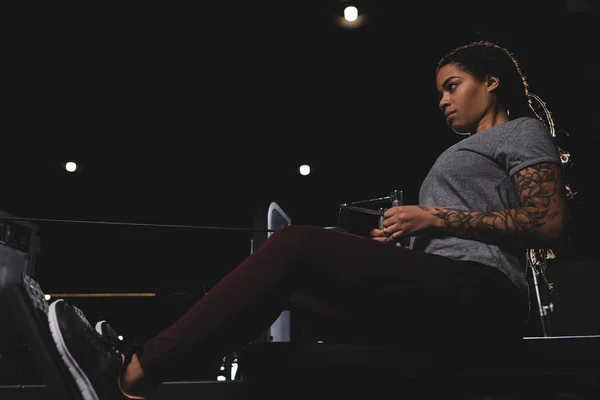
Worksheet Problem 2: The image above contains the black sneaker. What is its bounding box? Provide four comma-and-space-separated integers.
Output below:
72, 304, 93, 330
95, 320, 144, 366
69, 309, 126, 359
48, 299, 129, 400
95, 320, 120, 344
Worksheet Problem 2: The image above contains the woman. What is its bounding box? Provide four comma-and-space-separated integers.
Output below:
48, 40, 568, 400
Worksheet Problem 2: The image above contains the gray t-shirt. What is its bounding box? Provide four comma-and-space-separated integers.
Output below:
415, 117, 561, 300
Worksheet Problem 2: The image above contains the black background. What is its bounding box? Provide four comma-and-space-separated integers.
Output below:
3, 1, 599, 347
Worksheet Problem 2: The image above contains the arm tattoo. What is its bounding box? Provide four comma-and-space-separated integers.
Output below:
420, 162, 564, 246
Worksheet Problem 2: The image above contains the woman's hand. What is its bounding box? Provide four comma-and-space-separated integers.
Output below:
381, 205, 442, 242
370, 227, 392, 244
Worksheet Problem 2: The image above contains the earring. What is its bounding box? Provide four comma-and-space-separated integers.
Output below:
448, 121, 471, 136
451, 127, 471, 136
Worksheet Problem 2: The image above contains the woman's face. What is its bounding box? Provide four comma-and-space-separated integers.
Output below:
436, 63, 497, 134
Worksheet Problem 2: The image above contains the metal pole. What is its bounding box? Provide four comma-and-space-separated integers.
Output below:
531, 270, 549, 337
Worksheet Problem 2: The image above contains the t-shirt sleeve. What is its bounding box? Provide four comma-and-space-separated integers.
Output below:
496, 117, 561, 178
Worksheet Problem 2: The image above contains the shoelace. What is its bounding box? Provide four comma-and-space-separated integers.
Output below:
81, 324, 123, 355
112, 339, 145, 357
100, 331, 145, 360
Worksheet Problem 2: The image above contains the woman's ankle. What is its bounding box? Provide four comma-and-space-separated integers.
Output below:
119, 353, 150, 398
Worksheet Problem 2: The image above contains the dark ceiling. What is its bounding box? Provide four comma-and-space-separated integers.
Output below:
4, 1, 598, 296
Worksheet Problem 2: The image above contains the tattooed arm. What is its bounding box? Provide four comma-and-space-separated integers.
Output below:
383, 162, 568, 248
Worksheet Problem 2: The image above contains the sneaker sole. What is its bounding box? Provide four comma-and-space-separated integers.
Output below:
48, 299, 100, 400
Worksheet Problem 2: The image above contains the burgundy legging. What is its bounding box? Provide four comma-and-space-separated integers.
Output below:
136, 225, 527, 386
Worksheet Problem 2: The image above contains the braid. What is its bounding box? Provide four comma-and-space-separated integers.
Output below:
525, 92, 577, 295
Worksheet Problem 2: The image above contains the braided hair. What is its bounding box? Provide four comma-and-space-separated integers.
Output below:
436, 40, 577, 292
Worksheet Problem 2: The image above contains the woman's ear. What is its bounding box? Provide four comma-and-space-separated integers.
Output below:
486, 75, 500, 92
